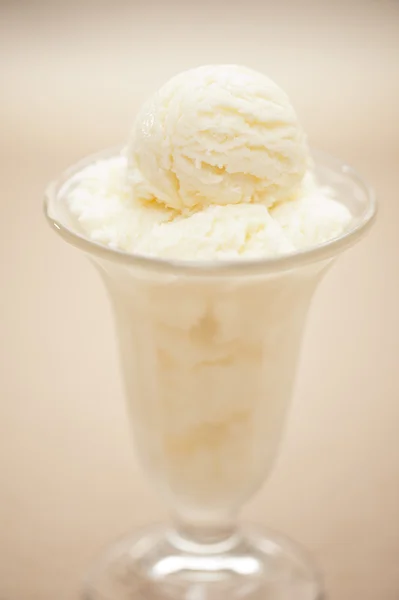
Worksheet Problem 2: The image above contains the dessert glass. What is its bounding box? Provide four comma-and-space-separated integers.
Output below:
45, 148, 376, 600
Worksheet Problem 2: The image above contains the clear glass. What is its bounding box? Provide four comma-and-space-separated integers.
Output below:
45, 148, 376, 600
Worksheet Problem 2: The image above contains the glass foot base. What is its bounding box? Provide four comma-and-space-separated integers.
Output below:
82, 524, 323, 600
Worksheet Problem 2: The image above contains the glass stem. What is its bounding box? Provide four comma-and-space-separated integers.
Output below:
170, 513, 240, 553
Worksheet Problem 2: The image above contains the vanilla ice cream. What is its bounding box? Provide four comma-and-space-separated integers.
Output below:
128, 65, 308, 211
107, 262, 323, 516
64, 154, 351, 260
55, 65, 356, 520
63, 65, 351, 259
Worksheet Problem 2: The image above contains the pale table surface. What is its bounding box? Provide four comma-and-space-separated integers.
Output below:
1, 1, 398, 598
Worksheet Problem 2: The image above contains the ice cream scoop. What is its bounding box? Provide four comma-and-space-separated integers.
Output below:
128, 65, 309, 211
63, 65, 352, 260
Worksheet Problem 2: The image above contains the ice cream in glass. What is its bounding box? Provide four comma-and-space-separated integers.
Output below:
45, 65, 376, 600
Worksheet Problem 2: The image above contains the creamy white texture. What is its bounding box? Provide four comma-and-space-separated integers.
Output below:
65, 154, 351, 260
109, 263, 323, 515
128, 65, 309, 211
65, 65, 351, 259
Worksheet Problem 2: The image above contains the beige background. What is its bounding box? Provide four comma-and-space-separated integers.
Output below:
1, 0, 398, 598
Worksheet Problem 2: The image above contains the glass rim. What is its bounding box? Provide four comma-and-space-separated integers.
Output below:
44, 145, 377, 276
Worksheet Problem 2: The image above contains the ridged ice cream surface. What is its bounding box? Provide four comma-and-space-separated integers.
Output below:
63, 65, 352, 259
129, 64, 308, 211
